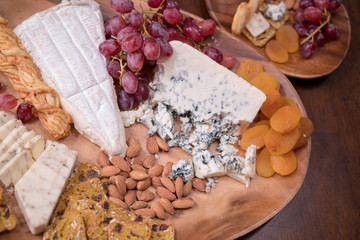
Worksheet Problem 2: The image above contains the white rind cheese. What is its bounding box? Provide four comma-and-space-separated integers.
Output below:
14, 0, 127, 157
14, 141, 77, 235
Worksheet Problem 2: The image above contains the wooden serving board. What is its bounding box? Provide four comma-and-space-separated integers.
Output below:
205, 0, 351, 79
0, 0, 310, 239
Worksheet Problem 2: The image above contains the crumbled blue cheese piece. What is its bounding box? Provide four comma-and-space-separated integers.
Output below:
120, 101, 153, 127
205, 177, 217, 193
153, 103, 175, 141
193, 150, 225, 179
169, 159, 194, 183
180, 115, 192, 136
245, 12, 271, 38
266, 1, 286, 21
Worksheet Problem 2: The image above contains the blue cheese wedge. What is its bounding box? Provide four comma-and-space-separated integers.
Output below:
245, 12, 270, 38
14, 141, 77, 234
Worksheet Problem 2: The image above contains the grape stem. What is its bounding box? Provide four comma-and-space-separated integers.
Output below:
300, 10, 331, 45
111, 52, 127, 86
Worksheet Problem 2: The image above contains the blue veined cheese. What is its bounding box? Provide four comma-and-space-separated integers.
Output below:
266, 1, 286, 21
151, 41, 266, 125
169, 159, 194, 183
153, 103, 175, 141
193, 150, 225, 179
180, 115, 192, 136
205, 177, 218, 193
245, 13, 270, 38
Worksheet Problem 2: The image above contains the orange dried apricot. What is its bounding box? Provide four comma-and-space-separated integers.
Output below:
237, 59, 264, 81
255, 119, 270, 128
283, 96, 298, 108
270, 105, 302, 134
264, 126, 301, 156
265, 40, 289, 64
294, 117, 314, 149
275, 25, 299, 53
249, 72, 278, 95
256, 148, 275, 177
260, 90, 285, 119
270, 150, 297, 176
239, 125, 269, 150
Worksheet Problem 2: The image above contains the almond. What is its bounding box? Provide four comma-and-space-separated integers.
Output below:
125, 178, 137, 190
182, 181, 192, 197
109, 175, 116, 184
148, 165, 163, 178
150, 201, 166, 219
160, 177, 175, 193
159, 197, 174, 215
146, 137, 159, 154
109, 197, 127, 210
131, 201, 148, 210
98, 151, 109, 167
129, 170, 149, 181
143, 155, 156, 168
100, 166, 120, 177
132, 164, 146, 173
111, 156, 131, 172
134, 208, 155, 218
192, 178, 206, 192
156, 187, 176, 201
136, 190, 155, 202
175, 177, 184, 199
126, 143, 142, 157
130, 157, 143, 166
114, 175, 127, 196
155, 136, 169, 151
162, 162, 173, 178
127, 136, 138, 146
172, 197, 195, 209
118, 171, 129, 178
124, 190, 136, 206
137, 178, 151, 191
151, 176, 163, 188
108, 184, 123, 200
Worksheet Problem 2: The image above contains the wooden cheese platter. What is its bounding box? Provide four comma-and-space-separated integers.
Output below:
0, 0, 310, 239
205, 0, 351, 79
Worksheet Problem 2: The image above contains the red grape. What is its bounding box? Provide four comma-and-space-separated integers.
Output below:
17, 103, 32, 123
183, 17, 196, 25
302, 41, 316, 58
137, 72, 151, 84
220, 53, 236, 69
293, 22, 308, 37
108, 15, 127, 37
121, 32, 143, 53
328, 0, 342, 11
110, 0, 134, 14
314, 0, 329, 10
135, 81, 150, 102
167, 28, 178, 41
144, 58, 157, 66
148, 0, 163, 8
125, 11, 144, 28
164, 0, 179, 10
299, 0, 314, 9
164, 8, 183, 25
149, 22, 169, 40
204, 47, 223, 63
198, 19, 216, 37
324, 23, 339, 40
107, 61, 121, 80
121, 71, 138, 94
177, 37, 192, 46
0, 94, 17, 110
307, 23, 319, 34
315, 32, 326, 46
117, 88, 134, 111
99, 39, 120, 57
117, 26, 136, 44
304, 7, 322, 24
127, 50, 144, 72
143, 37, 161, 60
156, 38, 173, 57
104, 21, 112, 39
295, 8, 305, 23
182, 22, 203, 41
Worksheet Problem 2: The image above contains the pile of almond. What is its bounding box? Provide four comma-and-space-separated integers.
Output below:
98, 136, 206, 220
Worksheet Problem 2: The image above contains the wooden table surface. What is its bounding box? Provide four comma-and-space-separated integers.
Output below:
176, 0, 360, 239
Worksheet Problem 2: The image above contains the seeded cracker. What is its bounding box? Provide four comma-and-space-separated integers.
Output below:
66, 163, 101, 189
0, 181, 16, 232
108, 219, 151, 240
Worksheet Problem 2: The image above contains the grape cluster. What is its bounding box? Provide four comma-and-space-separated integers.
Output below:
99, 0, 236, 111
293, 0, 342, 59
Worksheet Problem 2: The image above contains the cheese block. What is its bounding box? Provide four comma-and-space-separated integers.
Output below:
245, 12, 270, 38
0, 119, 21, 142
14, 141, 77, 234
0, 125, 27, 160
0, 111, 15, 126
23, 135, 46, 160
151, 40, 266, 124
14, 0, 127, 157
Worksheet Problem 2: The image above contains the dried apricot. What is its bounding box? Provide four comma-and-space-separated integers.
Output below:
275, 25, 299, 53
249, 72, 278, 95
265, 40, 289, 63
237, 59, 264, 81
260, 90, 285, 119
270, 105, 301, 134
255, 119, 270, 128
283, 96, 298, 108
270, 150, 297, 176
294, 117, 314, 149
256, 148, 275, 177
264, 126, 301, 155
239, 125, 269, 150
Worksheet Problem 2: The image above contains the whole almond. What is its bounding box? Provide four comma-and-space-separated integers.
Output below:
124, 190, 136, 206
137, 190, 155, 202
109, 197, 127, 210
156, 187, 176, 201
132, 164, 146, 173
111, 156, 131, 172
100, 166, 120, 177
137, 178, 151, 191
146, 137, 159, 154
159, 198, 174, 215
109, 175, 116, 184
129, 157, 143, 166
114, 175, 127, 196
172, 197, 195, 209
129, 170, 149, 181
127, 136, 138, 146
98, 151, 109, 167
160, 177, 175, 193
150, 201, 166, 220
192, 178, 206, 192
155, 136, 169, 151
175, 177, 184, 199
131, 201, 148, 210
118, 171, 129, 178
125, 178, 137, 190
148, 165, 163, 178
108, 184, 123, 200
143, 155, 156, 168
162, 162, 173, 178
134, 208, 155, 218
126, 143, 142, 157
151, 176, 163, 188
182, 181, 192, 197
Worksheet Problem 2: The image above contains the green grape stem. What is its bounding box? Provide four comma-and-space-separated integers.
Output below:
301, 10, 331, 45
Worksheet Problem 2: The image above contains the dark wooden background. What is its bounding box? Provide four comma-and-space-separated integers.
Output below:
176, 0, 360, 239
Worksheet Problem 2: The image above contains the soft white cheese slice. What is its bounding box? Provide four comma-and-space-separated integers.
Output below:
0, 111, 15, 126
0, 118, 22, 143
245, 12, 270, 38
0, 125, 27, 159
14, 0, 127, 157
151, 41, 266, 124
14, 141, 77, 234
